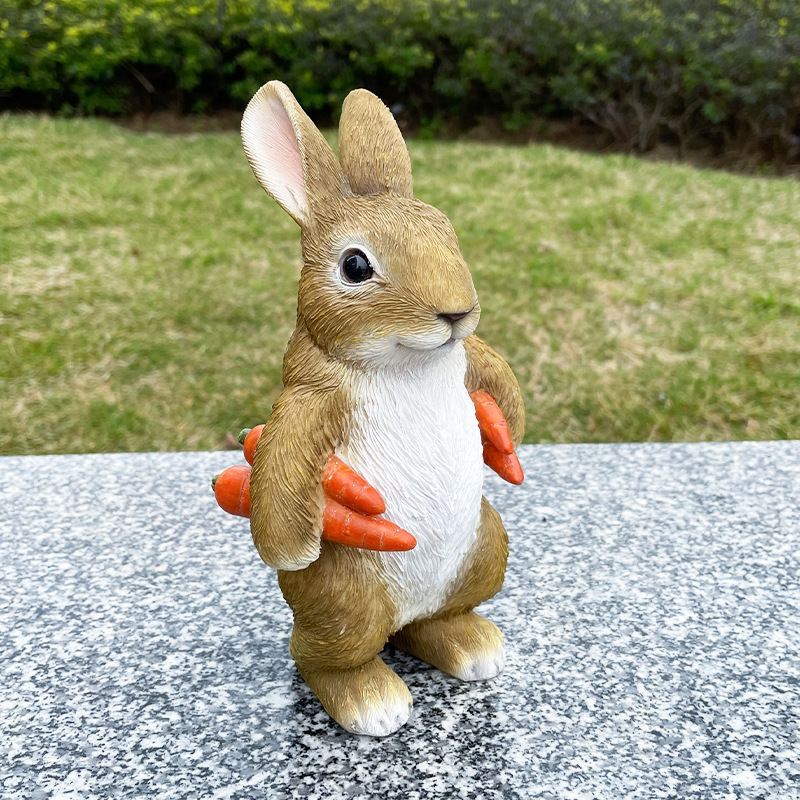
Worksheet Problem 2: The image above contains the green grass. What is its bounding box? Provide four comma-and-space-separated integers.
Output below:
1, 114, 799, 455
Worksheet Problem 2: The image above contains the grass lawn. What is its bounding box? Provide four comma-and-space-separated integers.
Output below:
1, 114, 799, 456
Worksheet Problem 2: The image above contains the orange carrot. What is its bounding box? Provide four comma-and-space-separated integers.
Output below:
239, 424, 265, 466
212, 459, 415, 551
322, 455, 386, 515
322, 499, 416, 552
482, 439, 524, 485
470, 390, 514, 454
213, 464, 252, 517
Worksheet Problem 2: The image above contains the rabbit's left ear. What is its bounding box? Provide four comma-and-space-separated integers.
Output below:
338, 89, 413, 198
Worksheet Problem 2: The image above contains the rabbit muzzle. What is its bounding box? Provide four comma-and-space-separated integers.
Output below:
394, 302, 480, 355
438, 304, 480, 340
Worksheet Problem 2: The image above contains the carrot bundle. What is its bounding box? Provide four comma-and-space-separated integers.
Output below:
481, 441, 524, 485
214, 390, 523, 548
470, 390, 514, 453
470, 390, 524, 485
238, 424, 265, 466
214, 430, 415, 551
322, 455, 385, 516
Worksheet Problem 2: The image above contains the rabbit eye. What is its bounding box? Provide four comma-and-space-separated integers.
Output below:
340, 250, 374, 283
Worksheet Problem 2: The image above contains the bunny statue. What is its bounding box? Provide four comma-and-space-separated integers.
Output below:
234, 81, 525, 737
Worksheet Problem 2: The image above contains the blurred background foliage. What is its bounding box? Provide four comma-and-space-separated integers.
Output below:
2, 0, 799, 165
2, 1, 799, 455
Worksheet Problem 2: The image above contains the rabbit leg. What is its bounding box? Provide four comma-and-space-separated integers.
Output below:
390, 497, 508, 681
290, 616, 412, 736
278, 548, 411, 736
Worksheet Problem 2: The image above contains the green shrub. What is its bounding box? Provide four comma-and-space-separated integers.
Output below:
1, 0, 799, 163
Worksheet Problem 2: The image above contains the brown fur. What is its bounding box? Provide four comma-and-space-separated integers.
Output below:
241, 81, 524, 735
295, 657, 412, 736
241, 81, 348, 225
249, 326, 349, 571
298, 196, 478, 365
279, 542, 394, 670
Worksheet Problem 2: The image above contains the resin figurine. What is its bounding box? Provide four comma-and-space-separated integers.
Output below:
218, 80, 525, 736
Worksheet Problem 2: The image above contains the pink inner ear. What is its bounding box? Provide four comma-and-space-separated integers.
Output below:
242, 90, 307, 222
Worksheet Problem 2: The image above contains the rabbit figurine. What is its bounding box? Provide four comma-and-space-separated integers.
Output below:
240, 81, 525, 736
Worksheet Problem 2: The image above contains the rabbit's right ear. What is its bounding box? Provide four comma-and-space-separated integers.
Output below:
338, 89, 413, 198
241, 81, 348, 226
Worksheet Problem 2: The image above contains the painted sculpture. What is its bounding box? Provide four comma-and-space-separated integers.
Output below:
213, 81, 525, 736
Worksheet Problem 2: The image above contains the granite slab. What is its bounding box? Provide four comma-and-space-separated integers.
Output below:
1, 443, 799, 799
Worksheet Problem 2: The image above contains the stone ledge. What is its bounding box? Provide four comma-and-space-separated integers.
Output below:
1, 443, 798, 798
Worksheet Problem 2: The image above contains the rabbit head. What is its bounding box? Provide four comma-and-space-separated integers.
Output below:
242, 81, 480, 369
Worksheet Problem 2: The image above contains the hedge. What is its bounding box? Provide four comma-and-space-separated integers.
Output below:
2, 0, 799, 163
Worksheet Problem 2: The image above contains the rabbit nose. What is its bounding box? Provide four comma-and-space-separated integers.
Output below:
438, 309, 472, 324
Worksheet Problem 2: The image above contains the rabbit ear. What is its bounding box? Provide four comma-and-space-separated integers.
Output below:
241, 81, 348, 226
338, 89, 413, 198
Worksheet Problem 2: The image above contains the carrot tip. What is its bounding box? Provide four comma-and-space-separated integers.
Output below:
503, 454, 524, 485
507, 469, 524, 485
237, 428, 251, 445
394, 530, 417, 551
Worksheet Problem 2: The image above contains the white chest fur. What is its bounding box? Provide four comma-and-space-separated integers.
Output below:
336, 342, 484, 628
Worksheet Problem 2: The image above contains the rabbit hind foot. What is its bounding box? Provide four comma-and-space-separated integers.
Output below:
298, 656, 413, 737
391, 611, 505, 682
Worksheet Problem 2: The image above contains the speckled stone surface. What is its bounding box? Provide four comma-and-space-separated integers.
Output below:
1, 443, 799, 799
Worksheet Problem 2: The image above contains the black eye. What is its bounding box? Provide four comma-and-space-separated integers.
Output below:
341, 250, 374, 283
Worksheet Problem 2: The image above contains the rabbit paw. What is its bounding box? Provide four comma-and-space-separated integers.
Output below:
299, 656, 413, 737
391, 611, 506, 682
344, 687, 413, 737
452, 637, 506, 682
